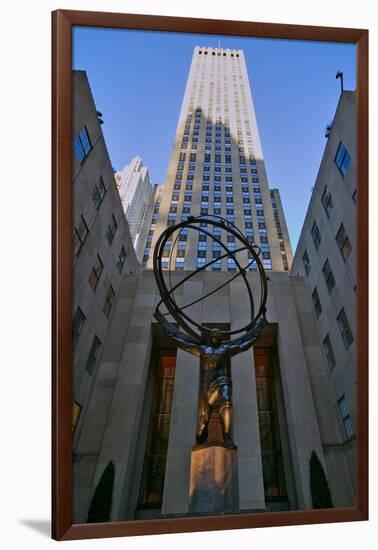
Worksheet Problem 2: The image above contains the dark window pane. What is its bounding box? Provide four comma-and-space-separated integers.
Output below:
86, 335, 101, 375
116, 246, 127, 273
311, 221, 321, 250
336, 223, 352, 261
323, 334, 336, 370
73, 215, 89, 256
88, 255, 103, 290
337, 309, 353, 349
322, 259, 335, 293
72, 307, 86, 349
106, 215, 118, 245
312, 287, 322, 318
103, 285, 115, 318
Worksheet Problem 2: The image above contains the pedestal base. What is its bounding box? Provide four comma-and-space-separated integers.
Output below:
189, 444, 239, 514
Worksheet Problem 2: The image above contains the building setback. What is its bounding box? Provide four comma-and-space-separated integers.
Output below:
71, 54, 356, 524
115, 156, 154, 262
270, 188, 293, 270
142, 47, 292, 272
291, 91, 356, 485
72, 70, 140, 475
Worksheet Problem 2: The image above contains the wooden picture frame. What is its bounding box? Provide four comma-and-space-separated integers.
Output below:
52, 9, 368, 541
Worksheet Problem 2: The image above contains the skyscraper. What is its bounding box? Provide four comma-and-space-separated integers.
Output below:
115, 156, 154, 262
143, 46, 292, 272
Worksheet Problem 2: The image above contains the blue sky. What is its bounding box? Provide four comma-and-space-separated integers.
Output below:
73, 27, 356, 250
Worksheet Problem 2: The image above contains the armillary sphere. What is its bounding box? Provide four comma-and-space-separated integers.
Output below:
153, 214, 268, 345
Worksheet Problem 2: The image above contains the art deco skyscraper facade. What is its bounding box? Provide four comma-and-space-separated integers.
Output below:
115, 156, 154, 262
143, 46, 292, 271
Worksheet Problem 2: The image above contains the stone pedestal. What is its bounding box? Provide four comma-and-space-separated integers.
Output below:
189, 444, 239, 514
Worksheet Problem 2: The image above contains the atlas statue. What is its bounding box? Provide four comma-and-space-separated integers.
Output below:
153, 215, 268, 448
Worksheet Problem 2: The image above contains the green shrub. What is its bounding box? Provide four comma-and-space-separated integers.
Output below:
309, 450, 333, 509
87, 461, 115, 523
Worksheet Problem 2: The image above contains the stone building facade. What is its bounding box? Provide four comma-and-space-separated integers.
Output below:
72, 70, 141, 465
291, 91, 356, 485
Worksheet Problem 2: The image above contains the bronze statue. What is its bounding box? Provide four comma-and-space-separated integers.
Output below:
153, 215, 268, 449
155, 310, 267, 448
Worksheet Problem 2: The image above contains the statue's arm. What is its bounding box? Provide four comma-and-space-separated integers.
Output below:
154, 309, 201, 357
225, 316, 267, 357
167, 332, 202, 357
176, 339, 202, 357
226, 338, 254, 358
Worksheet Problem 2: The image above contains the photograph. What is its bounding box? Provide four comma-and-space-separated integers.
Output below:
2, 0, 376, 548
51, 10, 368, 539
71, 25, 358, 523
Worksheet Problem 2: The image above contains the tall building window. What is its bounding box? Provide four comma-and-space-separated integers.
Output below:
72, 307, 86, 349
323, 334, 336, 371
92, 176, 106, 210
322, 259, 336, 294
312, 287, 322, 318
337, 395, 353, 439
336, 223, 352, 261
321, 186, 333, 218
311, 221, 321, 250
86, 335, 101, 375
73, 215, 89, 256
254, 348, 287, 498
335, 142, 351, 176
72, 401, 82, 432
117, 246, 127, 273
227, 258, 237, 271
175, 257, 185, 270
88, 255, 103, 291
197, 257, 206, 268
337, 308, 354, 349
73, 127, 92, 163
103, 285, 115, 318
106, 215, 118, 245
139, 350, 177, 508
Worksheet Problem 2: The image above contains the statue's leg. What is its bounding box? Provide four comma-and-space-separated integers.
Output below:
220, 402, 232, 434
219, 385, 235, 447
196, 389, 209, 444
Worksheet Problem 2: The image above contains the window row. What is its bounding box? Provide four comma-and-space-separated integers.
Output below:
310, 289, 354, 351
74, 210, 119, 259
310, 221, 352, 262
198, 50, 240, 57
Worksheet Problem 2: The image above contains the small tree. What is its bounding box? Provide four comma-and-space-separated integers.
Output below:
309, 451, 333, 509
87, 461, 115, 523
